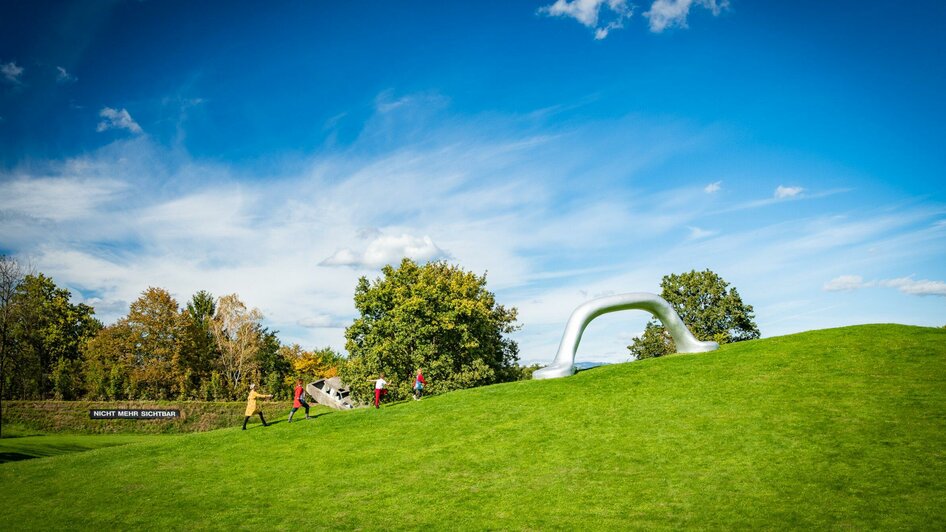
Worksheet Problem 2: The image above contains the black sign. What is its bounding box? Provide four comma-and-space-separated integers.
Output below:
89, 409, 181, 420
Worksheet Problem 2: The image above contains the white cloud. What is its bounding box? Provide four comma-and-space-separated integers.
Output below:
539, 0, 634, 40
881, 277, 946, 297
687, 226, 716, 239
96, 107, 142, 134
137, 190, 252, 241
774, 185, 803, 199
713, 187, 849, 215
376, 95, 412, 113
823, 275, 866, 292
319, 249, 360, 267
321, 234, 450, 269
0, 176, 127, 222
2, 61, 24, 84
824, 274, 946, 297
645, 0, 728, 33
297, 314, 348, 329
704, 180, 721, 193
56, 66, 76, 84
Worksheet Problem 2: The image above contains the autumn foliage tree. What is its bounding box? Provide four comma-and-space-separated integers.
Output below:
0, 267, 327, 402
83, 320, 135, 400
342, 259, 520, 402
281, 344, 342, 382
628, 269, 760, 360
211, 294, 264, 398
83, 288, 182, 399
126, 287, 185, 399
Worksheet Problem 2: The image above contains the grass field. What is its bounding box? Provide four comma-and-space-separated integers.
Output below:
0, 324, 944, 530
0, 425, 154, 464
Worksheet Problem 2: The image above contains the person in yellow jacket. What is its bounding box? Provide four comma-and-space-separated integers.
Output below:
242, 384, 272, 430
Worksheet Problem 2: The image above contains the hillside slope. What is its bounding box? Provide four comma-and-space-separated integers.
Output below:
1, 324, 944, 529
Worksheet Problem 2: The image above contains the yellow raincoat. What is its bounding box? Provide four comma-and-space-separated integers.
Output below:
244, 390, 271, 416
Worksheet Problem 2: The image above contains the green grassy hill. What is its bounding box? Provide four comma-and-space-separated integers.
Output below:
1, 324, 944, 530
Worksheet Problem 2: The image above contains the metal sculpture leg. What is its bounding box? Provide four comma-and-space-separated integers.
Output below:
533, 292, 718, 379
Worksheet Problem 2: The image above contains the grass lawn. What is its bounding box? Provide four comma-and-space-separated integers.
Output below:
0, 324, 944, 529
0, 425, 156, 464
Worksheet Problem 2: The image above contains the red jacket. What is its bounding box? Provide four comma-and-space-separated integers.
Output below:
293, 385, 305, 407
415, 372, 426, 386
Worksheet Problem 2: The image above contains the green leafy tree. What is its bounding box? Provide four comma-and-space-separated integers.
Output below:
515, 363, 542, 381
342, 259, 520, 402
6, 273, 101, 399
199, 370, 227, 401
179, 290, 218, 398
628, 269, 760, 360
257, 327, 291, 398
51, 357, 83, 400
0, 256, 25, 436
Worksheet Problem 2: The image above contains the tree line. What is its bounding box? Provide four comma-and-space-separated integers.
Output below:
2, 254, 760, 410
0, 256, 529, 408
0, 256, 341, 404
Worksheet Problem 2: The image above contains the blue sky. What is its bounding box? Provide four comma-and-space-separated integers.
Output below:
2, 0, 944, 364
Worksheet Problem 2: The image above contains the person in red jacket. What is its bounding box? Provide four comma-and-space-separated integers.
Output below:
287, 379, 310, 423
412, 368, 426, 400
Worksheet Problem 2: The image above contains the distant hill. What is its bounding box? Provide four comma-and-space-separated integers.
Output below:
1, 324, 944, 529
574, 360, 611, 370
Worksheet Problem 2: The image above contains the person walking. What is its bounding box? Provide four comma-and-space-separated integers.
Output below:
368, 373, 388, 409
242, 384, 272, 430
288, 379, 311, 423
412, 368, 426, 400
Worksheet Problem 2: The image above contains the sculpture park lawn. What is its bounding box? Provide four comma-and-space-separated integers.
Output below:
0, 324, 943, 529
0, 425, 155, 464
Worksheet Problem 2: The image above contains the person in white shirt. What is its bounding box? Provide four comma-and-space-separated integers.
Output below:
368, 373, 388, 409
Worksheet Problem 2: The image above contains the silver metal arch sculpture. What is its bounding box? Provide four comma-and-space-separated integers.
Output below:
533, 292, 719, 380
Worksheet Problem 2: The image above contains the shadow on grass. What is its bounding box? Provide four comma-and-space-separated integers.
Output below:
575, 365, 608, 375
0, 452, 37, 464
0, 441, 134, 464
243, 421, 282, 430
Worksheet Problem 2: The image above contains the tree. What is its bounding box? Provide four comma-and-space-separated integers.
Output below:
6, 273, 101, 399
256, 327, 291, 399
179, 290, 218, 398
281, 344, 342, 387
81, 288, 185, 400
211, 294, 263, 398
51, 357, 83, 400
628, 269, 760, 360
82, 320, 135, 400
0, 256, 25, 437
515, 363, 542, 381
124, 287, 184, 399
342, 259, 520, 402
